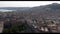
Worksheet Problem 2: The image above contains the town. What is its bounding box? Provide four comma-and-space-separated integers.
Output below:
0, 10, 59, 33
0, 3, 60, 33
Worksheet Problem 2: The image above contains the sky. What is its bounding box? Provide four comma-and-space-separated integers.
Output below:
0, 1, 60, 7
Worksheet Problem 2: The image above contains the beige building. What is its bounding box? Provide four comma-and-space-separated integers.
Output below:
0, 21, 4, 33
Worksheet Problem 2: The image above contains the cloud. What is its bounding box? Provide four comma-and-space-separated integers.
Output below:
0, 1, 60, 7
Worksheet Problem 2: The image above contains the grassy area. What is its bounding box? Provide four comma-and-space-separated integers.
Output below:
3, 23, 27, 33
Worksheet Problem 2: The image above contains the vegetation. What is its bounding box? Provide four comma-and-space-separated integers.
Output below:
3, 21, 27, 33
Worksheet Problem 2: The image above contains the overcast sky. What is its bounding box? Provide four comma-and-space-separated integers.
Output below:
0, 1, 60, 7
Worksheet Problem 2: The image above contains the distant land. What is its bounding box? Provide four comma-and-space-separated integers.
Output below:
0, 3, 60, 12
